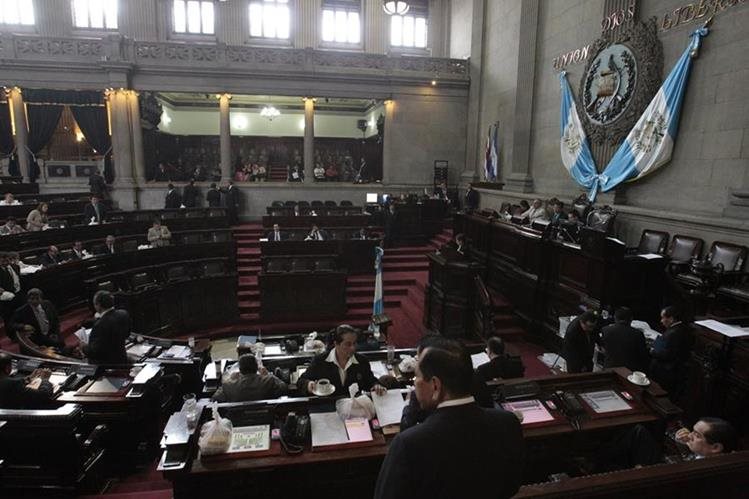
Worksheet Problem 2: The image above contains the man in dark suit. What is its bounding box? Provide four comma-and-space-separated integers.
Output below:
68, 241, 87, 261
464, 185, 479, 211
298, 325, 385, 396
304, 224, 327, 241
0, 352, 54, 409
182, 180, 200, 208
95, 235, 118, 256
82, 290, 131, 365
10, 288, 62, 348
267, 224, 287, 242
375, 339, 524, 499
206, 182, 222, 208
164, 183, 182, 209
601, 307, 649, 373
39, 245, 61, 267
88, 169, 108, 199
475, 336, 525, 383
223, 181, 240, 225
83, 195, 107, 224
0, 251, 23, 334
562, 311, 598, 373
549, 200, 568, 225
650, 306, 693, 397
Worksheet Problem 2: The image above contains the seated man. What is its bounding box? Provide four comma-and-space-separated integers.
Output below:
324, 163, 339, 181
374, 339, 524, 499
288, 165, 303, 182
304, 224, 327, 241
441, 233, 467, 257
0, 352, 54, 409
601, 307, 649, 373
520, 198, 548, 223
267, 223, 287, 242
475, 336, 525, 383
313, 163, 325, 181
298, 325, 385, 396
147, 219, 172, 247
0, 192, 21, 206
96, 235, 118, 255
562, 310, 598, 373
39, 245, 61, 267
549, 200, 568, 225
68, 241, 90, 261
83, 195, 107, 224
10, 288, 62, 348
0, 216, 25, 235
212, 354, 288, 403
352, 228, 369, 240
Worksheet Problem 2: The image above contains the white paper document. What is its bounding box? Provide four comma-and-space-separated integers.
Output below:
74, 327, 91, 344
263, 344, 283, 356
695, 320, 749, 338
372, 390, 407, 427
310, 412, 349, 447
471, 352, 490, 369
159, 345, 192, 359
369, 360, 389, 379
631, 320, 660, 341
579, 390, 631, 413
638, 253, 664, 260
227, 425, 271, 453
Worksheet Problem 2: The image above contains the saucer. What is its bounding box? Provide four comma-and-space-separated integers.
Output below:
312, 384, 336, 397
627, 374, 651, 386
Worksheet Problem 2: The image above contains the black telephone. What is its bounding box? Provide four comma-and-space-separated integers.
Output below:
281, 412, 310, 453
555, 391, 585, 416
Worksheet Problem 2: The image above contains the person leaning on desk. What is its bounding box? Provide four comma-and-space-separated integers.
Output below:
0, 352, 54, 409
212, 354, 288, 403
298, 325, 386, 396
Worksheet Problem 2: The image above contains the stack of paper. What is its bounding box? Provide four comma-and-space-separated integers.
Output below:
501, 399, 555, 424
579, 390, 631, 413
470, 352, 490, 369
159, 345, 191, 359
227, 425, 271, 453
369, 360, 389, 378
344, 418, 373, 442
372, 391, 407, 427
695, 320, 749, 338
310, 412, 348, 447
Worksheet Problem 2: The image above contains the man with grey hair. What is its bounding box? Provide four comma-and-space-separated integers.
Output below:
81, 290, 131, 364
10, 288, 62, 348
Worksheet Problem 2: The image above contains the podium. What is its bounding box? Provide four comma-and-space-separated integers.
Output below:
423, 252, 485, 338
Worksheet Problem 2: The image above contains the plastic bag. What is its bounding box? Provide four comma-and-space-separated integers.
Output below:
336, 394, 376, 420
198, 403, 233, 456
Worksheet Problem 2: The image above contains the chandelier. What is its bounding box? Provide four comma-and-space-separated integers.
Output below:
260, 105, 280, 121
383, 1, 409, 16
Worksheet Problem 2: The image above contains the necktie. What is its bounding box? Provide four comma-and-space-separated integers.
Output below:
94, 203, 100, 220
8, 265, 19, 292
275, 231, 280, 241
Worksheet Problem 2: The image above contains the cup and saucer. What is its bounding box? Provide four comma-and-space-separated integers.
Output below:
627, 371, 651, 386
312, 378, 336, 397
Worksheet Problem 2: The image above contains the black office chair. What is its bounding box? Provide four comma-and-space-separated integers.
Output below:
284, 201, 297, 207
266, 259, 288, 273
311, 200, 324, 208
212, 232, 230, 243
271, 201, 285, 208
184, 210, 203, 218
202, 261, 225, 276
207, 209, 225, 217
122, 240, 139, 252
181, 233, 203, 245
298, 201, 310, 209
340, 200, 353, 207
324, 200, 337, 207
130, 272, 156, 290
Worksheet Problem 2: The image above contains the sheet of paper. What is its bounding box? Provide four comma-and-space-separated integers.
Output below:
579, 390, 631, 413
87, 376, 129, 394
127, 344, 154, 357
695, 320, 749, 338
74, 327, 91, 344
501, 399, 555, 424
344, 418, 373, 442
263, 344, 283, 356
159, 345, 191, 359
631, 320, 661, 341
310, 412, 349, 447
369, 360, 389, 379
372, 390, 407, 427
471, 352, 490, 369
228, 425, 271, 453
637, 253, 664, 260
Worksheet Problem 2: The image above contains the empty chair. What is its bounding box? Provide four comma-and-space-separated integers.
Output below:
166, 266, 189, 282
298, 201, 310, 208
207, 209, 225, 217
181, 233, 203, 244
324, 200, 337, 207
271, 201, 285, 207
707, 242, 747, 272
184, 210, 203, 218
212, 232, 230, 243
290, 258, 312, 272
669, 235, 703, 262
310, 200, 324, 207
130, 272, 156, 290
202, 260, 225, 276
339, 200, 353, 207
586, 207, 616, 233
161, 211, 178, 219
266, 259, 288, 273
674, 241, 747, 294
134, 213, 151, 222
635, 230, 669, 254
284, 201, 297, 207
315, 258, 335, 272
121, 240, 138, 252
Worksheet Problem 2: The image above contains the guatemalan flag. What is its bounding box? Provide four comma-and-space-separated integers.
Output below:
560, 27, 708, 201
484, 122, 499, 181
370, 244, 384, 335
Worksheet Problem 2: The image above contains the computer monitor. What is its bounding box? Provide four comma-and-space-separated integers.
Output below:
366, 192, 378, 204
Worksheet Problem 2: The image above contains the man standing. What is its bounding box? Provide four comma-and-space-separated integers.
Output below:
10, 288, 62, 348
224, 181, 240, 225
88, 168, 108, 200
165, 183, 182, 209
374, 340, 524, 499
83, 195, 107, 224
182, 180, 200, 208
601, 307, 649, 373
650, 306, 693, 397
562, 311, 598, 373
81, 290, 131, 365
206, 182, 222, 208
464, 185, 479, 211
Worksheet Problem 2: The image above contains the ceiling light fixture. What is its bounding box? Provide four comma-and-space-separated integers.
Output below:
260, 105, 281, 121
383, 1, 409, 16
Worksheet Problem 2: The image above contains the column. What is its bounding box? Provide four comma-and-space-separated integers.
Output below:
462, 0, 486, 184
218, 93, 231, 181
381, 99, 395, 184
303, 97, 315, 182
7, 87, 30, 181
110, 90, 134, 183
504, 0, 539, 193
128, 91, 146, 183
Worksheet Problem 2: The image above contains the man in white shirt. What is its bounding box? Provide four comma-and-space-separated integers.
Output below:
520, 199, 548, 223
0, 193, 21, 206
305, 224, 326, 241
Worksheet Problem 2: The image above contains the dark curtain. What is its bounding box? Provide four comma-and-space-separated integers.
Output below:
25, 104, 63, 182
0, 101, 13, 156
24, 89, 103, 106
71, 106, 114, 183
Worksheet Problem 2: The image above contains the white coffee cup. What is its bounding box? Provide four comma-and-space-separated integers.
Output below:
315, 378, 331, 393
631, 371, 647, 384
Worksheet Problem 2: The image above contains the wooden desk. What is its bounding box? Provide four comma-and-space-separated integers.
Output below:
261, 239, 379, 274
261, 214, 376, 229
259, 270, 347, 320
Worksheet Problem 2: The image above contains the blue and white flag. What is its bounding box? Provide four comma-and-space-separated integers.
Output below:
484, 122, 499, 181
560, 27, 708, 201
371, 245, 384, 333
